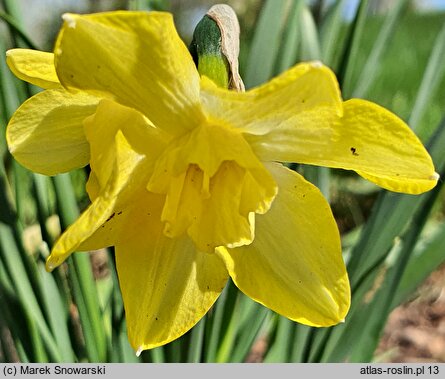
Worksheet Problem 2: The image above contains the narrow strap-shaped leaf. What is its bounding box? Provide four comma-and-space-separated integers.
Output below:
395, 220, 445, 306
320, 0, 350, 67
337, 0, 369, 97
38, 262, 75, 362
275, 0, 304, 74
203, 279, 238, 362
229, 296, 270, 362
290, 324, 312, 362
352, 0, 409, 98
348, 163, 444, 362
244, 0, 290, 88
186, 317, 205, 362
52, 173, 107, 362
298, 4, 321, 61
409, 20, 445, 135
263, 316, 295, 362
0, 12, 38, 50
0, 223, 61, 361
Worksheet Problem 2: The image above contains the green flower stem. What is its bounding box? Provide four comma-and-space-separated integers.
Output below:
52, 173, 107, 362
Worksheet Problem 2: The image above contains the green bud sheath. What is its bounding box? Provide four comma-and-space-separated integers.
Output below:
189, 15, 230, 89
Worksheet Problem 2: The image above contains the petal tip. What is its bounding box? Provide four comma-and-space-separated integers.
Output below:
310, 60, 323, 68
431, 172, 440, 181
62, 13, 77, 28
45, 260, 55, 272
136, 347, 143, 357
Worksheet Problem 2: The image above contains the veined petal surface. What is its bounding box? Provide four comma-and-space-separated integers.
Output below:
116, 222, 228, 350
216, 163, 350, 326
6, 49, 61, 89
246, 99, 437, 194
47, 100, 167, 270
7, 89, 99, 175
46, 130, 145, 270
200, 61, 342, 135
54, 11, 204, 135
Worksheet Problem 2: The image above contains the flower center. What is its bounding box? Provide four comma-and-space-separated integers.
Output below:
147, 121, 277, 252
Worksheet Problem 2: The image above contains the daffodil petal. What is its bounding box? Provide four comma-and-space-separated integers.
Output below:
54, 11, 204, 135
200, 61, 342, 134
77, 100, 168, 251
347, 100, 438, 194
6, 89, 98, 175
6, 49, 61, 89
115, 228, 228, 351
46, 100, 168, 270
216, 163, 350, 326
247, 99, 437, 194
46, 130, 146, 270
84, 99, 168, 191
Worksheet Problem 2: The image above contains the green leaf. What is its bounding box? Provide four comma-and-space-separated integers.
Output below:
395, 220, 445, 306
274, 0, 304, 74
263, 316, 294, 362
52, 173, 107, 362
409, 20, 445, 136
351, 0, 409, 98
244, 0, 290, 88
298, 5, 321, 61
337, 0, 369, 98
320, 0, 350, 67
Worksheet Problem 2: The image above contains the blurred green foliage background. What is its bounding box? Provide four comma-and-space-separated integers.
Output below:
1, 0, 445, 363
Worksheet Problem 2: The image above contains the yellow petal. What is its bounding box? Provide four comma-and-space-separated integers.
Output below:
46, 100, 168, 269
200, 61, 342, 135
7, 89, 98, 175
216, 163, 350, 326
247, 99, 437, 194
347, 100, 438, 194
84, 99, 168, 191
6, 49, 61, 89
54, 11, 204, 135
46, 130, 146, 270
115, 226, 228, 351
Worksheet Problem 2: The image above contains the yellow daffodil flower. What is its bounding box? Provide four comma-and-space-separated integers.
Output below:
5, 10, 438, 353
